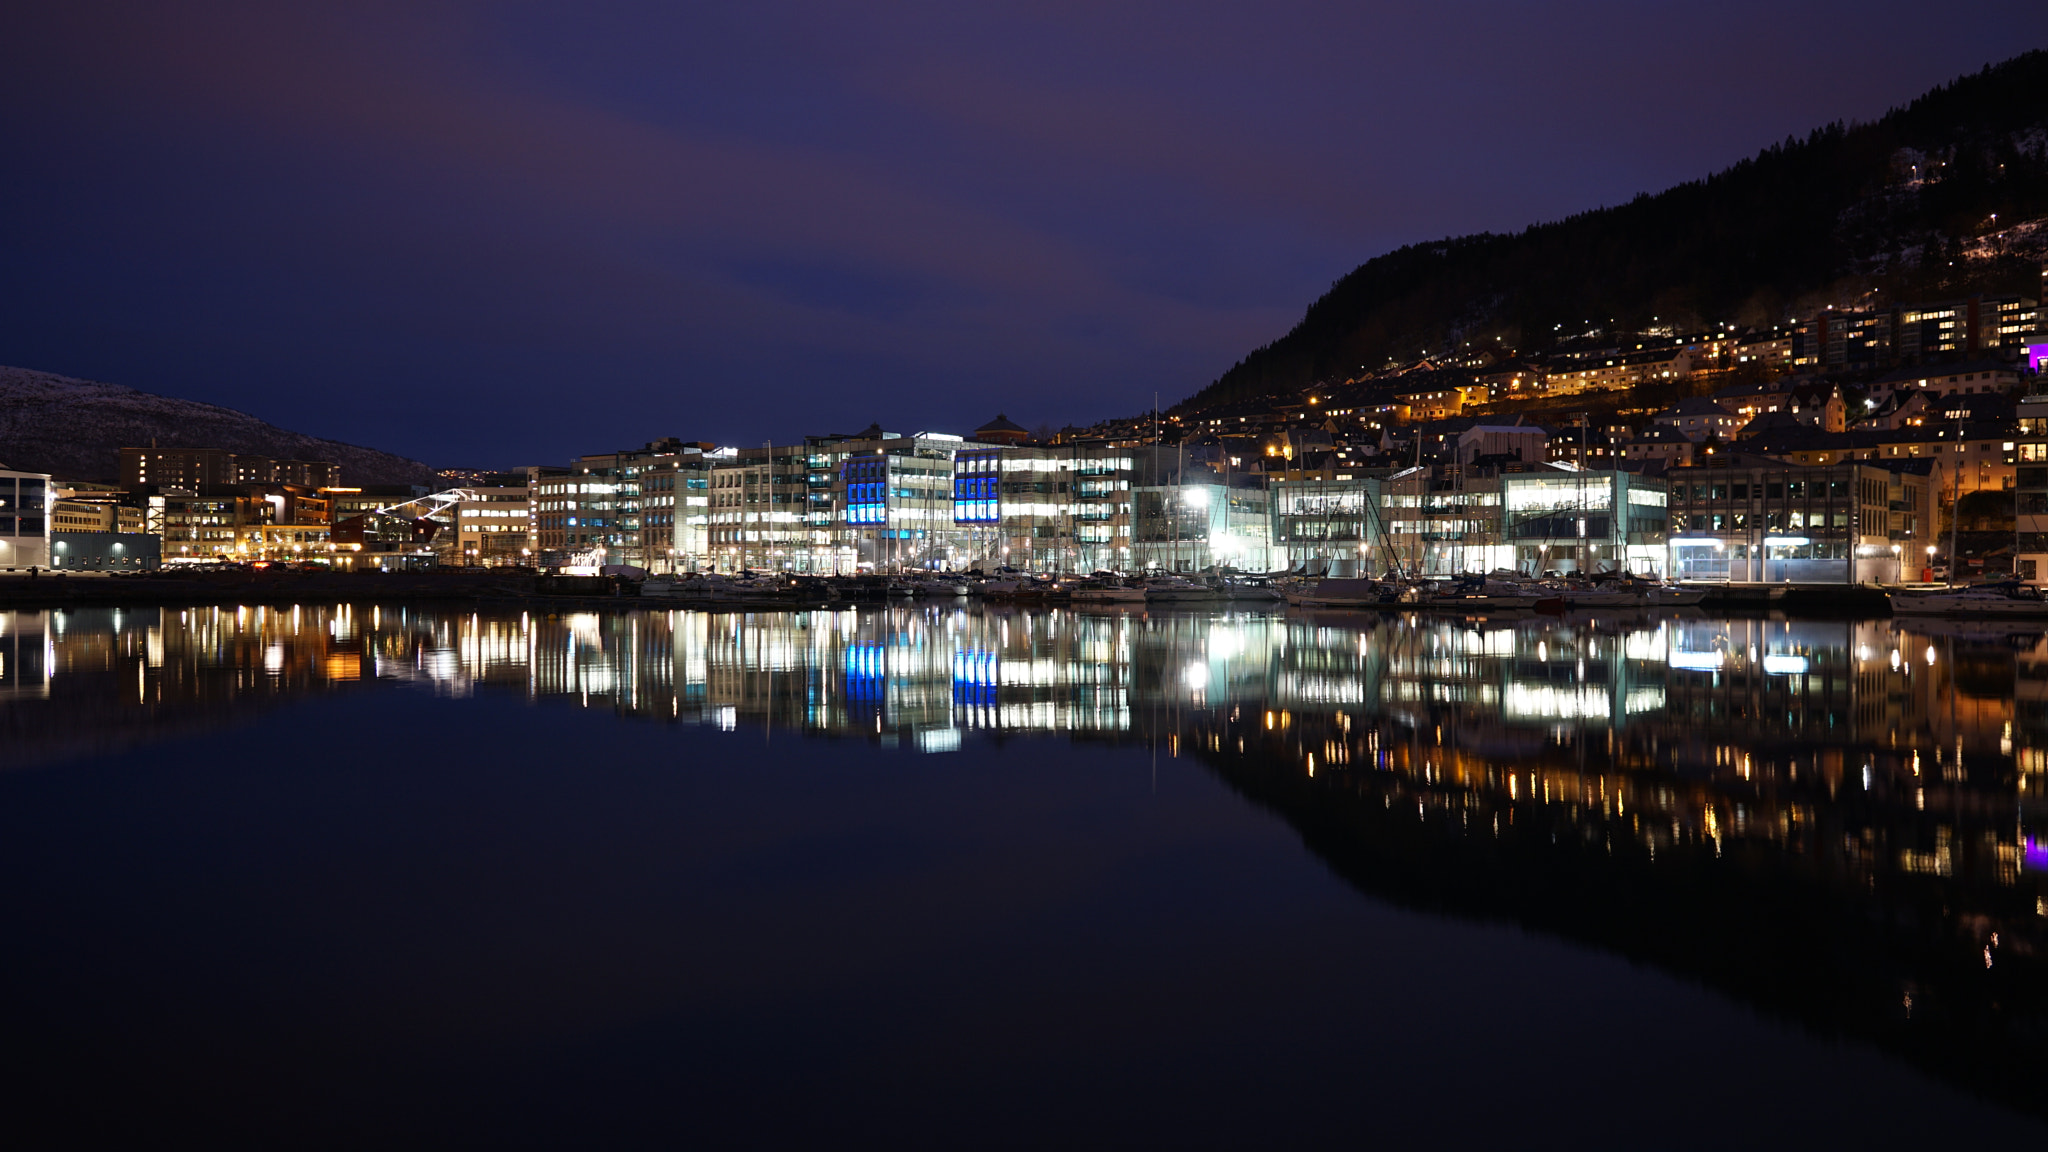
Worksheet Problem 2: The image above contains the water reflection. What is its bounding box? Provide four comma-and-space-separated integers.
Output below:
7, 600, 2048, 1116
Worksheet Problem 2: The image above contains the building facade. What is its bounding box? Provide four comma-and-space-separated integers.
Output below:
1269, 474, 1385, 576
452, 482, 531, 566
121, 448, 338, 490
2018, 394, 2048, 582
0, 469, 51, 569
1665, 459, 1911, 583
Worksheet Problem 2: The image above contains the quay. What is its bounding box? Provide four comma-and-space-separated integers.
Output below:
0, 569, 1927, 617
1687, 582, 1896, 615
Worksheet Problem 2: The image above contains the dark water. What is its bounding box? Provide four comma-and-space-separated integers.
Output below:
3, 603, 2046, 1147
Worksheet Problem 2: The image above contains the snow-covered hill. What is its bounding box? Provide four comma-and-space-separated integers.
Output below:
0, 365, 434, 485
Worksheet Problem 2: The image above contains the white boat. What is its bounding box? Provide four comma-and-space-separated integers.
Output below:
1289, 577, 1415, 609
1888, 582, 2048, 618
968, 567, 1030, 597
1142, 575, 1225, 603
1069, 578, 1148, 604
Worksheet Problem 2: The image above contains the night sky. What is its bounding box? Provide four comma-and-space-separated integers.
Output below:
4, 4, 2045, 468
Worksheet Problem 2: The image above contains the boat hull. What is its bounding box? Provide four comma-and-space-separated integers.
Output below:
1889, 593, 2048, 618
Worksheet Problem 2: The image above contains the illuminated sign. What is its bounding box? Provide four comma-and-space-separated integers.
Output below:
2030, 343, 2048, 373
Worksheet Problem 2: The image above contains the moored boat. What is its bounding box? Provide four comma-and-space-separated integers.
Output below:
1289, 577, 1416, 609
1421, 574, 1544, 611
1888, 581, 2048, 618
1142, 575, 1226, 603
1644, 585, 1709, 607
1069, 576, 1148, 604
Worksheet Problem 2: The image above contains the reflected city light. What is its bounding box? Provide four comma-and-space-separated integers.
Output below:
7, 589, 2047, 1128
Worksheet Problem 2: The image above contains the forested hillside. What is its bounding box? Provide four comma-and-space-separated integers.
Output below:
1185, 51, 2048, 412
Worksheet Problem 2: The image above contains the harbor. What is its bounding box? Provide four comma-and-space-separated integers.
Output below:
0, 565, 1970, 619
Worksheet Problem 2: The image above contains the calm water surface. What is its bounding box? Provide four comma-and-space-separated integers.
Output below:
2, 602, 2046, 1147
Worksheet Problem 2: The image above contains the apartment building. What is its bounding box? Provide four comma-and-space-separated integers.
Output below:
2017, 393, 2048, 582
121, 447, 338, 489
1546, 347, 1692, 396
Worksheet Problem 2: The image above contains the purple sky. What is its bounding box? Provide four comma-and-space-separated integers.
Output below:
3, 3, 2045, 467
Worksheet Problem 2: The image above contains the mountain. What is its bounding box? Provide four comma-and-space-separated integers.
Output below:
1185, 50, 2048, 413
0, 365, 435, 486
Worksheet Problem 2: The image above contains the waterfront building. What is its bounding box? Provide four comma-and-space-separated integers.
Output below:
639, 448, 718, 572
1378, 466, 1504, 575
1498, 468, 1667, 577
1269, 473, 1385, 575
1664, 455, 1910, 582
951, 442, 1139, 572
0, 467, 51, 569
47, 482, 158, 571
707, 441, 818, 573
451, 479, 530, 566
321, 484, 438, 569
325, 485, 430, 524
830, 430, 968, 573
1066, 444, 1137, 572
692, 426, 980, 574
152, 483, 334, 563
531, 441, 689, 570
48, 530, 160, 570
1129, 448, 1270, 574
48, 482, 147, 535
